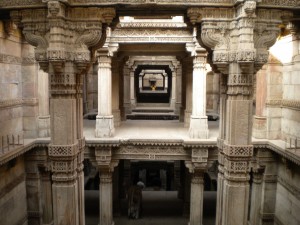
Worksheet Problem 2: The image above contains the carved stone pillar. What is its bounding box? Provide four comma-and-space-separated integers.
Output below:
96, 52, 114, 137
175, 63, 182, 116
170, 67, 177, 109
216, 141, 225, 225
189, 172, 204, 225
184, 57, 193, 127
38, 67, 50, 138
86, 66, 94, 113
99, 170, 114, 225
187, 3, 289, 225
40, 170, 54, 225
112, 58, 121, 127
25, 158, 43, 225
249, 168, 264, 225
212, 72, 220, 114
189, 54, 209, 139
185, 148, 207, 224
123, 62, 131, 115
253, 65, 267, 139
183, 168, 191, 217
221, 62, 254, 225
95, 147, 118, 225
130, 68, 136, 108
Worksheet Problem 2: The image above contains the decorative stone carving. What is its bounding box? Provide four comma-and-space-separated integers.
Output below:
48, 143, 79, 158
11, 6, 116, 73
223, 144, 253, 158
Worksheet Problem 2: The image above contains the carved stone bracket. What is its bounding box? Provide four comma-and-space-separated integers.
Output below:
95, 146, 119, 172
10, 5, 116, 73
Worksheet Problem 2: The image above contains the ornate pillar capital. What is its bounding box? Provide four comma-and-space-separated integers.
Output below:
10, 6, 117, 73
185, 147, 208, 174
95, 146, 119, 172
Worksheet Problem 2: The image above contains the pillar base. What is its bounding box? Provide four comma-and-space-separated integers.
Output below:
189, 116, 209, 139
38, 115, 51, 138
95, 115, 115, 137
113, 110, 121, 127
130, 99, 136, 108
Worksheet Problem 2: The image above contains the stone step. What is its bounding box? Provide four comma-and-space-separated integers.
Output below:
126, 114, 179, 120
132, 108, 174, 113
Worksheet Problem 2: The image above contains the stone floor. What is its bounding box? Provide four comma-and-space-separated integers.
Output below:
85, 190, 216, 225
83, 119, 219, 141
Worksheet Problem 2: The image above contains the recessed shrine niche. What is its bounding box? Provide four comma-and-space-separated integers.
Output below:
135, 65, 172, 103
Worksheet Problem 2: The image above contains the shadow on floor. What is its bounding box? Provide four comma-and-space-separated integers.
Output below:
85, 190, 216, 225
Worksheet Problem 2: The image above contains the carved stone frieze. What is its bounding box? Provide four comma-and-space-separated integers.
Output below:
114, 145, 190, 161
223, 144, 253, 158
224, 158, 250, 173
48, 143, 79, 158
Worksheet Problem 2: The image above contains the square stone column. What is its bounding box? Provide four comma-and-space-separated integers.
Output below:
170, 71, 177, 109
95, 54, 115, 137
189, 55, 209, 138
249, 168, 264, 225
221, 63, 254, 225
189, 172, 204, 225
99, 170, 114, 225
38, 67, 51, 138
130, 70, 136, 107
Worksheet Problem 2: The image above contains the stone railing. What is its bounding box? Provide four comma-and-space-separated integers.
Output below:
0, 133, 24, 155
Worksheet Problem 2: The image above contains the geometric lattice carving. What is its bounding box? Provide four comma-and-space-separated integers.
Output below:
48, 143, 79, 157
224, 158, 249, 173
223, 144, 253, 157
51, 159, 77, 173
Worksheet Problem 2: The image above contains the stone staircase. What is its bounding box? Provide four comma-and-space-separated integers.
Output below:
126, 104, 179, 120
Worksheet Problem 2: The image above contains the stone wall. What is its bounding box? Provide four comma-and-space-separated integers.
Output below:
0, 21, 24, 149
0, 19, 40, 147
281, 35, 300, 140
274, 160, 300, 225
0, 157, 27, 225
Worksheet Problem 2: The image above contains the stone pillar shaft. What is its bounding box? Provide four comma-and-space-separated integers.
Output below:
41, 171, 54, 225
130, 70, 136, 107
176, 64, 182, 116
99, 171, 113, 225
249, 171, 263, 225
189, 55, 209, 138
189, 173, 204, 225
221, 63, 253, 225
38, 67, 50, 138
112, 59, 121, 127
98, 56, 112, 116
96, 55, 114, 137
170, 71, 176, 108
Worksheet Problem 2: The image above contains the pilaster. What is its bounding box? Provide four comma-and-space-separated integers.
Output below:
189, 53, 209, 139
